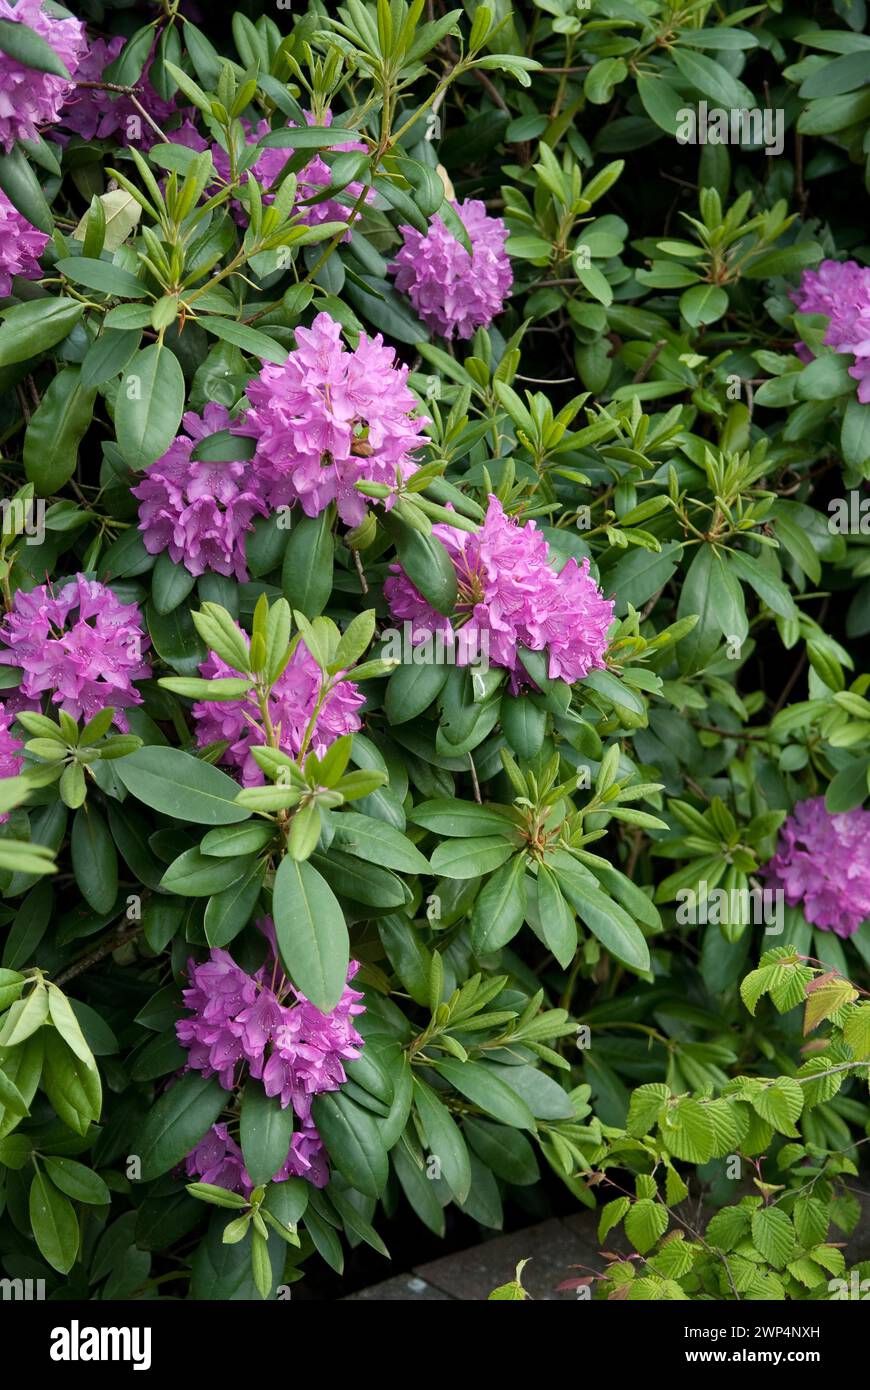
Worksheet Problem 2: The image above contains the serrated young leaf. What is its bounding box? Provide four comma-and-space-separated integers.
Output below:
843, 1002, 870, 1060
796, 1049, 850, 1108
705, 1205, 751, 1251
598, 1196, 630, 1243
768, 963, 814, 1013
748, 1077, 803, 1137
786, 1255, 827, 1289
624, 1198, 668, 1254
739, 964, 778, 1015
626, 1083, 669, 1137
659, 1097, 716, 1164
665, 1164, 689, 1206
803, 976, 858, 1035
807, 1245, 845, 1277
793, 1196, 829, 1248
705, 1097, 750, 1156
648, 1234, 697, 1280
750, 1206, 795, 1269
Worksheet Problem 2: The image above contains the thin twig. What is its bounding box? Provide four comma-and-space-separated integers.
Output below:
55, 923, 145, 986
351, 546, 369, 595
692, 723, 770, 742
439, 37, 509, 112
74, 80, 169, 144
15, 384, 30, 426
633, 339, 667, 384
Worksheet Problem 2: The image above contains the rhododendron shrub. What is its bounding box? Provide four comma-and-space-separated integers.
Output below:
0, 0, 868, 1317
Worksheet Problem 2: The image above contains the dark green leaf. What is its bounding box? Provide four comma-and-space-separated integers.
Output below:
115, 344, 186, 469
240, 1082, 296, 1187
137, 1073, 226, 1181
115, 746, 252, 825
29, 1170, 79, 1274
311, 1090, 388, 1198
273, 856, 349, 1011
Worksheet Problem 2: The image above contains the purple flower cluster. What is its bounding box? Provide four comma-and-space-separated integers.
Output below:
0, 0, 86, 150
185, 1122, 329, 1194
765, 796, 870, 938
0, 702, 24, 824
192, 633, 364, 785
57, 35, 181, 148
132, 403, 270, 582
0, 188, 49, 295
791, 259, 870, 404
385, 495, 614, 689
177, 921, 366, 1190
0, 576, 151, 729
390, 199, 513, 340
240, 311, 428, 526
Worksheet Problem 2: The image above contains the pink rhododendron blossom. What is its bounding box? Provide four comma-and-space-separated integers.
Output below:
385, 495, 614, 689
178, 923, 365, 1190
390, 199, 513, 339
0, 0, 86, 150
132, 403, 270, 581
764, 797, 870, 938
184, 1121, 329, 1193
791, 259, 870, 404
0, 576, 150, 729
240, 310, 428, 526
177, 928, 365, 1116
0, 188, 49, 295
0, 702, 24, 824
192, 629, 363, 784
184, 1123, 250, 1193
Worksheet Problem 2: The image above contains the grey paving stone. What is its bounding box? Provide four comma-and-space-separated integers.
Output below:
413, 1216, 600, 1301
344, 1273, 453, 1300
